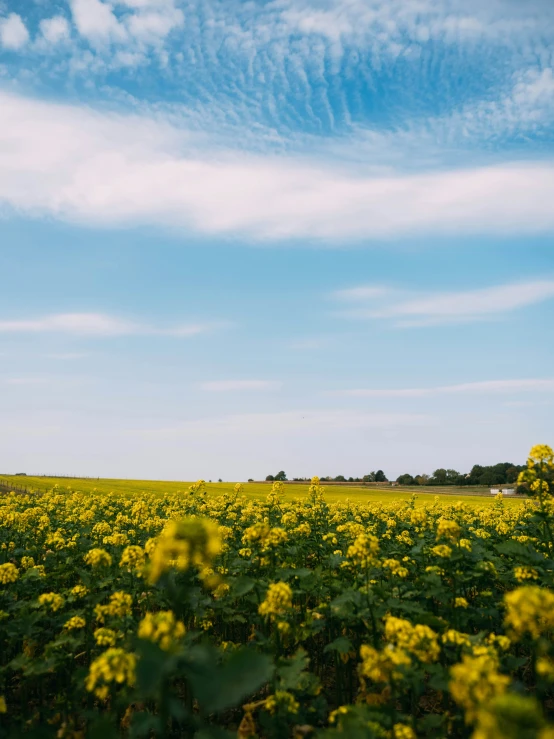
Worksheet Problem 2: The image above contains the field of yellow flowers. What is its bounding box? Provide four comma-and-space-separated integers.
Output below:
1, 444, 553, 739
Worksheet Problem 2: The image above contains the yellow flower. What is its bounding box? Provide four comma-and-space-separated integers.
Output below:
514, 566, 539, 582
119, 545, 145, 575
85, 648, 136, 699
393, 723, 416, 739
138, 611, 185, 651
431, 544, 452, 558
347, 533, 379, 568
383, 559, 409, 578
442, 629, 472, 647
71, 584, 89, 598
94, 628, 119, 647
148, 517, 221, 584
38, 592, 65, 612
64, 615, 86, 630
436, 518, 461, 542
455, 597, 469, 609
264, 691, 299, 715
0, 563, 19, 585
20, 556, 35, 569
384, 616, 440, 663
359, 643, 411, 685
259, 582, 293, 619
83, 548, 112, 568
94, 591, 132, 623
504, 586, 554, 640
449, 653, 510, 723
0, 695, 6, 713
537, 658, 554, 681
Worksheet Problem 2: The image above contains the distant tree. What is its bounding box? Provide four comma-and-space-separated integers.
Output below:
335, 475, 346, 482
430, 468, 447, 485
397, 473, 415, 485
274, 470, 287, 481
348, 477, 354, 482
266, 475, 275, 481
363, 472, 376, 482
506, 466, 519, 483
415, 474, 430, 485
374, 470, 387, 482
218, 478, 222, 483
248, 478, 254, 482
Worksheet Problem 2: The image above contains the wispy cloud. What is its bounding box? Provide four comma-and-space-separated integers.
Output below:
0, 313, 222, 337
333, 280, 554, 326
200, 380, 282, 392
0, 13, 29, 50
132, 409, 433, 437
3, 377, 48, 386
334, 378, 554, 398
3, 92, 554, 240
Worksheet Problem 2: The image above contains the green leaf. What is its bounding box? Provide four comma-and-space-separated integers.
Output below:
324, 637, 352, 655
186, 647, 273, 714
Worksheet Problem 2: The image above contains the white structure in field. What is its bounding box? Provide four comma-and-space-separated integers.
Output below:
490, 488, 516, 495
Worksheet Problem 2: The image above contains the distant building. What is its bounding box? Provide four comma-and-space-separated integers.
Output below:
390, 481, 399, 487
490, 488, 515, 495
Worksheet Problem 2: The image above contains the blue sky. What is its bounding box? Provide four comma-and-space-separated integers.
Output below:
0, 0, 553, 480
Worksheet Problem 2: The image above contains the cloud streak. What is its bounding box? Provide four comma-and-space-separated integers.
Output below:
333, 280, 554, 325
132, 409, 433, 437
0, 313, 221, 337
200, 380, 282, 392
335, 378, 554, 398
3, 92, 554, 241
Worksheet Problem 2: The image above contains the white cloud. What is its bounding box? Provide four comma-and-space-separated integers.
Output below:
126, 7, 184, 42
133, 409, 433, 437
0, 13, 29, 50
44, 352, 90, 359
40, 16, 71, 45
333, 280, 554, 325
336, 378, 554, 398
3, 91, 554, 240
0, 313, 219, 337
200, 380, 282, 392
69, 0, 127, 45
4, 377, 48, 386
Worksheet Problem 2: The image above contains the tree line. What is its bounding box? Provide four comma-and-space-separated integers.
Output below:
265, 461, 527, 487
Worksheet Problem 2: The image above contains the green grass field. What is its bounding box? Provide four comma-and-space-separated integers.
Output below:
0, 474, 524, 506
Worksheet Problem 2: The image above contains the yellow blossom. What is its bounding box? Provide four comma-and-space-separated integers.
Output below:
85, 648, 136, 699
504, 586, 554, 640
0, 563, 19, 585
259, 582, 293, 619
83, 548, 112, 568
138, 611, 185, 651
64, 615, 86, 630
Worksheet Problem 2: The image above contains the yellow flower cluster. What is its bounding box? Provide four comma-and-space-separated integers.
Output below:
94, 591, 133, 622
347, 532, 379, 568
359, 643, 411, 685
449, 653, 510, 723
258, 581, 293, 619
64, 616, 86, 630
148, 517, 221, 584
119, 545, 145, 575
85, 648, 137, 700
504, 586, 554, 640
0, 563, 19, 585
138, 610, 186, 651
384, 616, 440, 663
436, 518, 461, 542
94, 628, 119, 647
264, 690, 299, 715
83, 548, 112, 568
38, 592, 65, 612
